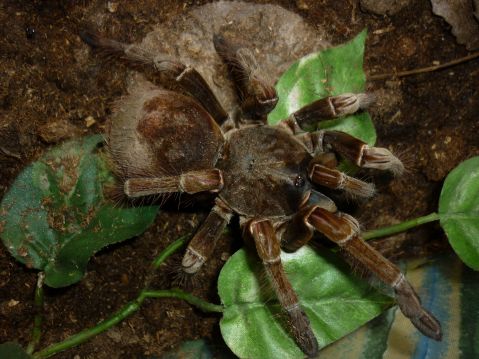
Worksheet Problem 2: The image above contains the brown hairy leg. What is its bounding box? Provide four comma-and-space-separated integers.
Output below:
280, 92, 374, 133
279, 194, 336, 252
182, 198, 233, 274
80, 31, 229, 125
123, 169, 223, 197
322, 130, 404, 175
307, 207, 442, 341
213, 34, 278, 121
309, 163, 375, 198
246, 218, 319, 357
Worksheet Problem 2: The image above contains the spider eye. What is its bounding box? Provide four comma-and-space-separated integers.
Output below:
294, 175, 306, 187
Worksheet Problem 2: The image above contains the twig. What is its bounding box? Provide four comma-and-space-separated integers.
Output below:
368, 51, 479, 80
0, 146, 21, 160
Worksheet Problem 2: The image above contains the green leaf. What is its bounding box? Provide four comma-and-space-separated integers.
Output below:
268, 29, 376, 145
439, 156, 479, 270
0, 342, 31, 359
0, 135, 159, 287
218, 247, 393, 359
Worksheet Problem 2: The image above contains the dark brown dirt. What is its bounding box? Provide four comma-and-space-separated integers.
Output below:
0, 1, 478, 358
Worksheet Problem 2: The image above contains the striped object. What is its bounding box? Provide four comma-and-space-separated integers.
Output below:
320, 254, 478, 359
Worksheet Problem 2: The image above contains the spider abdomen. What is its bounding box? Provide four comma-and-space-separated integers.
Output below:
108, 88, 224, 179
218, 126, 312, 218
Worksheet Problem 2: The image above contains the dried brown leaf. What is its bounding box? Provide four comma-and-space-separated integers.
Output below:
431, 0, 479, 50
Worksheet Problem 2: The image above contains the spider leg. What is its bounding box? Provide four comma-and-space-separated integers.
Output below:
280, 93, 374, 132
245, 218, 319, 357
213, 34, 278, 121
182, 198, 233, 274
123, 169, 223, 197
292, 127, 403, 176
279, 192, 336, 252
307, 207, 442, 341
80, 31, 229, 125
322, 130, 404, 175
309, 163, 376, 198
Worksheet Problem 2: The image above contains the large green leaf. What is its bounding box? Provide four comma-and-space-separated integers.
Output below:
0, 135, 159, 287
268, 30, 376, 145
219, 247, 393, 359
439, 156, 479, 270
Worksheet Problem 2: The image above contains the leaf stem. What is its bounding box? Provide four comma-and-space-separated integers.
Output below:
140, 289, 224, 313
363, 212, 440, 240
26, 272, 45, 355
32, 235, 223, 358
151, 234, 189, 269
32, 300, 140, 359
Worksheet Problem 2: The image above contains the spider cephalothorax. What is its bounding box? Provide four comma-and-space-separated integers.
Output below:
82, 31, 441, 357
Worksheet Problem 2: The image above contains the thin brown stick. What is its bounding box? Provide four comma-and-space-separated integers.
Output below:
368, 50, 479, 80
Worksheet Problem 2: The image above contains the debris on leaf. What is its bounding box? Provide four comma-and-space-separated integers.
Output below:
431, 0, 479, 50
38, 119, 83, 144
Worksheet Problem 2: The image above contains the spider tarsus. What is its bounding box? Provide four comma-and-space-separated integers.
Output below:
362, 146, 405, 176
168, 260, 198, 289
80, 30, 122, 52
331, 92, 375, 116
395, 278, 442, 341
181, 247, 206, 274
286, 307, 319, 358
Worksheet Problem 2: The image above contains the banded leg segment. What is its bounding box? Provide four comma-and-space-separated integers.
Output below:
247, 219, 318, 357
124, 169, 223, 197
182, 198, 233, 274
309, 163, 375, 198
281, 93, 374, 131
307, 208, 442, 341
80, 31, 229, 125
322, 131, 404, 175
213, 34, 278, 120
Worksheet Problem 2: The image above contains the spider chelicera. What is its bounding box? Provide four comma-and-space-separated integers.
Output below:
81, 31, 441, 357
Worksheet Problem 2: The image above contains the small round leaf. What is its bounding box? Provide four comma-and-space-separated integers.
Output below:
439, 156, 479, 270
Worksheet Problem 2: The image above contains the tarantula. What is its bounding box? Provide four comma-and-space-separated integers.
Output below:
81, 31, 442, 357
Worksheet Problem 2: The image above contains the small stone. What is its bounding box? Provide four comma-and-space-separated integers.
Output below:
7, 299, 19, 307
296, 0, 309, 10
85, 115, 96, 128
107, 2, 118, 13
220, 252, 230, 261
